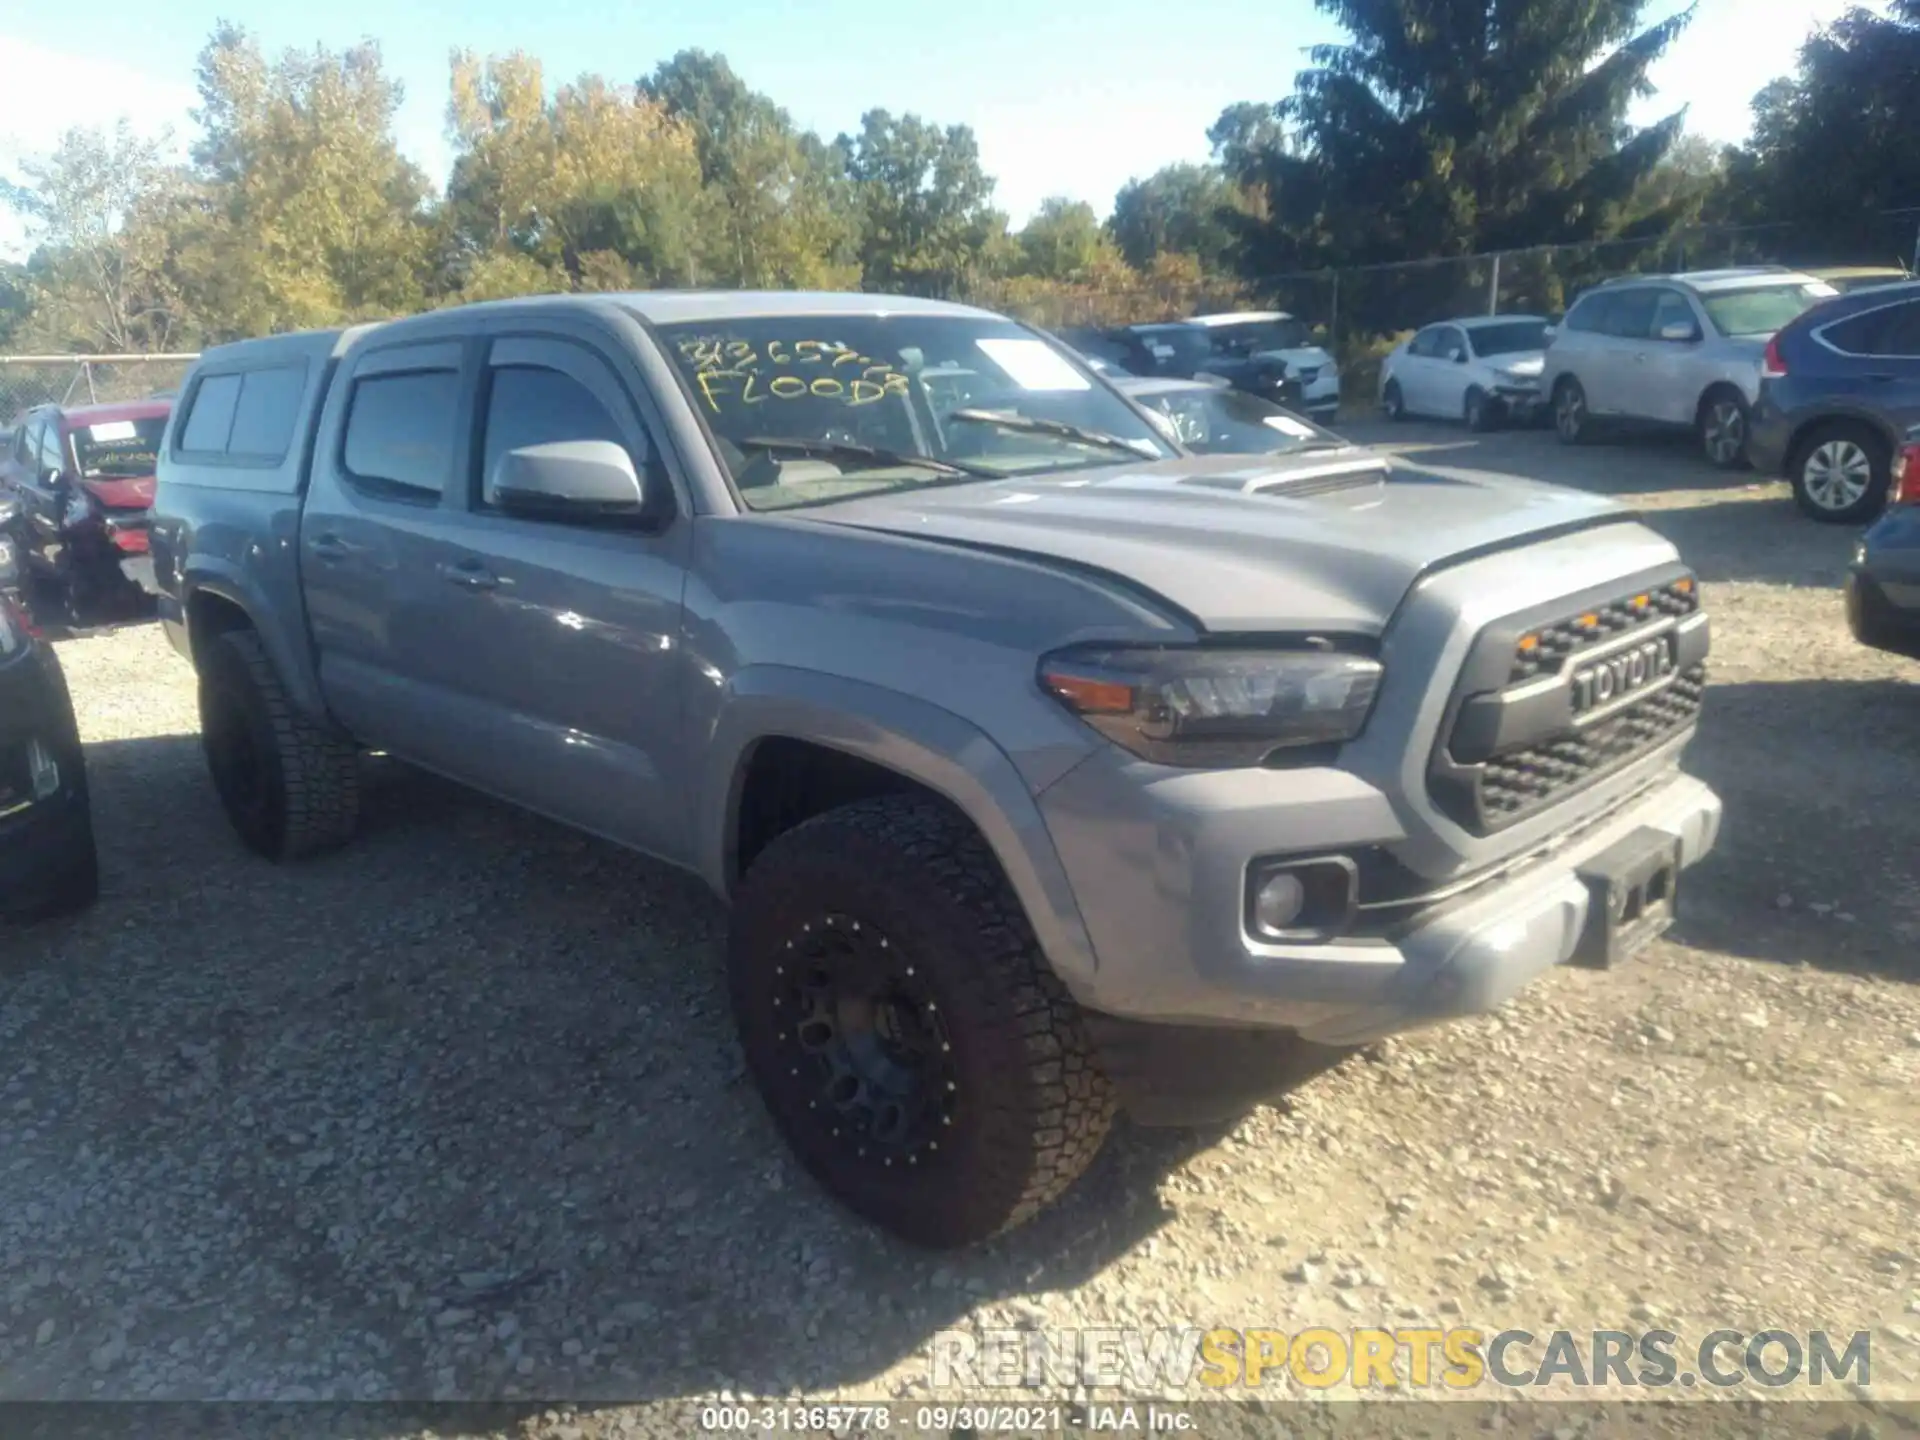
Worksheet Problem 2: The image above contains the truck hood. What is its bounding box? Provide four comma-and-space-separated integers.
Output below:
798, 450, 1629, 634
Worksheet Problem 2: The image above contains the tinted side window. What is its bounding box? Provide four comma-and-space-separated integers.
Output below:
226, 366, 308, 458
1826, 299, 1920, 357
1563, 294, 1611, 334
1603, 289, 1659, 340
1408, 329, 1437, 358
37, 419, 66, 476
180, 374, 242, 453
1883, 302, 1920, 355
342, 370, 460, 500
479, 365, 631, 506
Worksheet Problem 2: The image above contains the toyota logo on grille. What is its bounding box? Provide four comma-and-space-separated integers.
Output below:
1572, 636, 1675, 714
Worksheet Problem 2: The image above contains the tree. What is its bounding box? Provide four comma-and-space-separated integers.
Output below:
1218, 0, 1696, 275
1108, 163, 1246, 272
178, 25, 434, 337
0, 121, 187, 350
640, 50, 860, 289
1724, 1, 1920, 264
838, 110, 1005, 295
1016, 197, 1113, 281
444, 51, 711, 295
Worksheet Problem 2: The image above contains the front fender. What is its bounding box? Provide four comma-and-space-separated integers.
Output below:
697, 665, 1101, 997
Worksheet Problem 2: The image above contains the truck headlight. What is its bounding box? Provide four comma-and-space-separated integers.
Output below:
1039, 645, 1383, 767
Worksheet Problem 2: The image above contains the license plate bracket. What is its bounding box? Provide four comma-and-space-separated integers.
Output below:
1570, 826, 1681, 969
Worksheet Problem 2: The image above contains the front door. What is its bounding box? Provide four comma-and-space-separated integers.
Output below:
405, 330, 693, 864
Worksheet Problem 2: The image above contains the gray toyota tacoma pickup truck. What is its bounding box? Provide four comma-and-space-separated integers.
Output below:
150, 291, 1720, 1247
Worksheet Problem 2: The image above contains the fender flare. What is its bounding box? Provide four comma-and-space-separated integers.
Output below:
697, 665, 1101, 996
179, 560, 329, 719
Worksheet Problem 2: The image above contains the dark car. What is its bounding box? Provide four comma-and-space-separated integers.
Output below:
0, 398, 172, 625
1102, 322, 1306, 409
0, 593, 99, 921
1847, 430, 1920, 658
1110, 375, 1350, 457
0, 492, 22, 601
1749, 280, 1920, 522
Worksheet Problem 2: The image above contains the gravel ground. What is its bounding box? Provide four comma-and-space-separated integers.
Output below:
3, 420, 1919, 1427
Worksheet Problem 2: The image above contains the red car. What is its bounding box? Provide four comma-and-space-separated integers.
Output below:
0, 398, 171, 626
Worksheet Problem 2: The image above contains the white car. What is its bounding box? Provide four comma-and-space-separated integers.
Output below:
1187, 311, 1342, 421
1378, 315, 1552, 431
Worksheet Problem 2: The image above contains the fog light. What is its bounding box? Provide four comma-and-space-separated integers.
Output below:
1253, 872, 1307, 934
27, 739, 59, 801
1246, 855, 1360, 942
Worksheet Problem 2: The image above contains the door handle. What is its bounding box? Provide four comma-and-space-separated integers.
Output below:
309, 533, 350, 562
436, 559, 499, 592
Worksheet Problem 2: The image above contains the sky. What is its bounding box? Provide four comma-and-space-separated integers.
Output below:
0, 0, 1877, 258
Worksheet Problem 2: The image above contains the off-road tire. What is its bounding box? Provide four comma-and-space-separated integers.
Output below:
197, 628, 360, 861
728, 794, 1116, 1248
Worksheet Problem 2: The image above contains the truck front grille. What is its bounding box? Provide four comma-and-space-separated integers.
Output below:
1476, 670, 1705, 825
1429, 567, 1708, 837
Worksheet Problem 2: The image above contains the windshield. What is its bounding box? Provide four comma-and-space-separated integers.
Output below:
1208, 318, 1312, 356
659, 315, 1175, 511
70, 415, 167, 479
1469, 320, 1549, 357
1699, 283, 1834, 338
1132, 385, 1342, 457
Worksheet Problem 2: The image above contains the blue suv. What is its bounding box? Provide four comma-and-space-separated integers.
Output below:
1750, 280, 1920, 523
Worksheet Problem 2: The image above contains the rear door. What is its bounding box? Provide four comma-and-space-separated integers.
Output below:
298, 337, 473, 770
1818, 293, 1920, 441
1588, 287, 1659, 416
405, 324, 693, 862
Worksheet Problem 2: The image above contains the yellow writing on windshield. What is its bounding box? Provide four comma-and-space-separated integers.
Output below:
677, 336, 911, 413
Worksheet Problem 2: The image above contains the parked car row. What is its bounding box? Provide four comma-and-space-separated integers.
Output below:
1058, 310, 1342, 422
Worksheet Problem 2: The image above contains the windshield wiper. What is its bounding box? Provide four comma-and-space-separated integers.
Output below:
945, 409, 1156, 460
732, 435, 1000, 479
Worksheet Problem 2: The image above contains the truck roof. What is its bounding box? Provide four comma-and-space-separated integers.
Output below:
188, 293, 1010, 369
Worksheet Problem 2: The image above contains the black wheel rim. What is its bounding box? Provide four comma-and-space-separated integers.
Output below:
775, 914, 958, 1167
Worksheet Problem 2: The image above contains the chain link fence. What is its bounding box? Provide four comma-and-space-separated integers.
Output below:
1251, 211, 1920, 409
0, 354, 200, 422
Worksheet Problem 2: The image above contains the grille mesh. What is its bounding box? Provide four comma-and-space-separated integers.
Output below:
1477, 670, 1705, 824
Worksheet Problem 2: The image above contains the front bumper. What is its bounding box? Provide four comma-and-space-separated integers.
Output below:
1037, 758, 1720, 1045
1492, 383, 1544, 417
1297, 372, 1341, 418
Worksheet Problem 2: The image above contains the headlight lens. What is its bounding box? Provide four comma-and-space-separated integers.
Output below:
1039, 645, 1383, 767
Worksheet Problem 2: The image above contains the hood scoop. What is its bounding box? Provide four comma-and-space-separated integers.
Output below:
1173, 452, 1389, 502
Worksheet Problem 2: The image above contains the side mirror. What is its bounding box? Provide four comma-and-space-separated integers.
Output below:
1658, 322, 1700, 343
491, 440, 651, 522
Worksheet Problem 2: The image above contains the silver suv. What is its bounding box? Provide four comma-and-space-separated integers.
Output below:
1544, 267, 1838, 468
